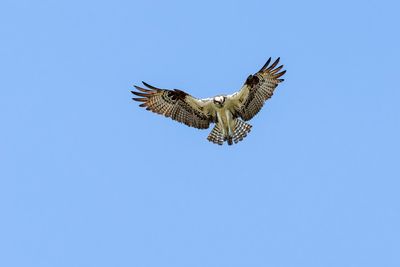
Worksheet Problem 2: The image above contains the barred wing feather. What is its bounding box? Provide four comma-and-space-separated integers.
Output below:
131, 82, 213, 129
230, 57, 286, 121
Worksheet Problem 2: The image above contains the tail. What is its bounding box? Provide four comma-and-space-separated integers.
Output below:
207, 124, 224, 145
207, 120, 252, 146
232, 119, 252, 144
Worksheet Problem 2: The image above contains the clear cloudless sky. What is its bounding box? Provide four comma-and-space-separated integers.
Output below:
1, 0, 399, 266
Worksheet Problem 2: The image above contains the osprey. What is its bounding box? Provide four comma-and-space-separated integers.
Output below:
131, 57, 286, 145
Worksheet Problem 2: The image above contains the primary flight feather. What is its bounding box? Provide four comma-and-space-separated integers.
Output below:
131, 57, 286, 145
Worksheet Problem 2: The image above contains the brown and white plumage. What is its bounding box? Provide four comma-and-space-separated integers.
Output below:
131, 57, 286, 145
228, 57, 286, 121
131, 82, 215, 129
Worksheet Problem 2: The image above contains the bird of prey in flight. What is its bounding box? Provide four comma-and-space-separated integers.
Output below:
131, 57, 286, 145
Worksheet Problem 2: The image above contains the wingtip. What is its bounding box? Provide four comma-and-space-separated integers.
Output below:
132, 91, 148, 97
266, 57, 280, 71
142, 81, 161, 91
132, 97, 147, 102
260, 57, 272, 71
275, 70, 286, 78
142, 81, 150, 88
142, 81, 151, 87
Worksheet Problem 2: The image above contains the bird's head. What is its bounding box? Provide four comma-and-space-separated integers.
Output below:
213, 95, 226, 107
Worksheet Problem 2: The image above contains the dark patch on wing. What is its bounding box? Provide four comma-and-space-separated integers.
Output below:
166, 89, 188, 101
245, 75, 260, 88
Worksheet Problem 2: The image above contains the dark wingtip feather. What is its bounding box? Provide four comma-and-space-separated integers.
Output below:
132, 91, 149, 97
271, 65, 284, 74
259, 57, 272, 72
132, 97, 147, 102
142, 81, 161, 91
134, 85, 152, 92
266, 57, 280, 71
275, 70, 286, 78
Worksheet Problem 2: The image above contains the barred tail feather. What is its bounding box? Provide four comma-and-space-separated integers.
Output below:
207, 124, 224, 145
227, 136, 233, 146
208, 120, 252, 146
233, 119, 252, 144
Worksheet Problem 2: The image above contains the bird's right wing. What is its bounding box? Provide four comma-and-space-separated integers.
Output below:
131, 82, 215, 129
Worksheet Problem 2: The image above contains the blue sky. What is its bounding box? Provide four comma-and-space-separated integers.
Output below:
1, 0, 399, 266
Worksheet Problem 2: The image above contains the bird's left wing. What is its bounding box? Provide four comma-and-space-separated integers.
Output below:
228, 58, 286, 121
131, 82, 214, 129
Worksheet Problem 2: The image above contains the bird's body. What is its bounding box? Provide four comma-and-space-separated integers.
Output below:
131, 58, 286, 145
214, 97, 234, 144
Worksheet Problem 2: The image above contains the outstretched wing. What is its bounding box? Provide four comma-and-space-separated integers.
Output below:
131, 82, 214, 129
229, 58, 286, 121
